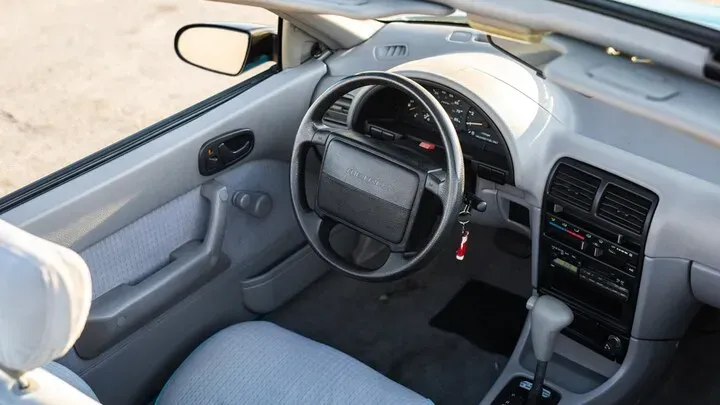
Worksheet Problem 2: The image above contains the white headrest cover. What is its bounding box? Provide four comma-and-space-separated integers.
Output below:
0, 220, 91, 372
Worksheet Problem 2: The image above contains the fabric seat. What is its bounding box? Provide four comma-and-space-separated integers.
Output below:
44, 362, 98, 401
157, 321, 433, 405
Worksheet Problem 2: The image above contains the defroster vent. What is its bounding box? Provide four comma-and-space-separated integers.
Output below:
597, 184, 652, 235
549, 163, 601, 212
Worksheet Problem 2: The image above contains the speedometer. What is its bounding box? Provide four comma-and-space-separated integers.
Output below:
429, 86, 466, 131
465, 107, 500, 145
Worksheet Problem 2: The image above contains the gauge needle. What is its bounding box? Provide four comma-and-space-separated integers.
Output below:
466, 122, 485, 126
408, 107, 416, 111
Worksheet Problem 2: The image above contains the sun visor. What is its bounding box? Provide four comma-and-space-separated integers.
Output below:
209, 0, 453, 20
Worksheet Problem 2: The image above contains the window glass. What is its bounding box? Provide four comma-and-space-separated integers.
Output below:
0, 0, 277, 197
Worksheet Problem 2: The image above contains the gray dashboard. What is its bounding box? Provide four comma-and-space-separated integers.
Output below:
314, 20, 719, 404
317, 21, 720, 305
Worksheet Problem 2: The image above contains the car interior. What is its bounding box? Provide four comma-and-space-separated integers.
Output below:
2, 0, 720, 404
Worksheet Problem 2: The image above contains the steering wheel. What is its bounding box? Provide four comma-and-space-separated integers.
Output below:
290, 71, 465, 281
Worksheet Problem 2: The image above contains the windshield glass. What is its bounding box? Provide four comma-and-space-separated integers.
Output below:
383, 2, 720, 32
612, 0, 720, 30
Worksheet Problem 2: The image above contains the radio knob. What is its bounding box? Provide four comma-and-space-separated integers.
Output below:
603, 335, 623, 357
593, 247, 603, 257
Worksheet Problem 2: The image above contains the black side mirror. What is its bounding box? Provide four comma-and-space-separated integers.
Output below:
174, 23, 277, 76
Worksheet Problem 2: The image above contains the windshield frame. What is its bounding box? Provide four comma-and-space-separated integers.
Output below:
553, 0, 720, 52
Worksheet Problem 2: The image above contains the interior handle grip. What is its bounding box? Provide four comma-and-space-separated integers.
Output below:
74, 181, 230, 359
218, 140, 251, 161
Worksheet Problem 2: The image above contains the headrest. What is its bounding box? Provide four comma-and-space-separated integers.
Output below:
0, 220, 91, 372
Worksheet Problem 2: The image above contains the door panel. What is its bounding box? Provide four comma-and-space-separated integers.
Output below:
217, 159, 306, 279
1, 59, 329, 405
81, 186, 208, 300
2, 60, 326, 250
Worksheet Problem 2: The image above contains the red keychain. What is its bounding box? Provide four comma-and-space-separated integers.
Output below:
456, 203, 471, 261
456, 230, 470, 260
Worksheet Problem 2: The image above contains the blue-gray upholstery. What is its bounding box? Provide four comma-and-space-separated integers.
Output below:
44, 362, 99, 401
157, 321, 433, 405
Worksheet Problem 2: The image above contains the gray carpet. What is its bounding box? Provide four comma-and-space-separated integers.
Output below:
266, 225, 532, 405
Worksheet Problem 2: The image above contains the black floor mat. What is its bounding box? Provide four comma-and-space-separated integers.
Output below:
430, 280, 528, 356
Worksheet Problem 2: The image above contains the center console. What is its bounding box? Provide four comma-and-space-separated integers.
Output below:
538, 158, 658, 363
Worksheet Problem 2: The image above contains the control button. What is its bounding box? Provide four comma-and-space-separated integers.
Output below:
616, 234, 625, 244
490, 168, 507, 184
593, 247, 603, 258
477, 164, 494, 182
625, 264, 637, 275
381, 130, 396, 141
603, 335, 623, 358
553, 204, 563, 214
369, 126, 383, 139
580, 240, 587, 251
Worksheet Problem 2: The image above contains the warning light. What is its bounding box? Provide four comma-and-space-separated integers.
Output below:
419, 141, 436, 150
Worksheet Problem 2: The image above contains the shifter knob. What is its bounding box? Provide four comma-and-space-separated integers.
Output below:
526, 295, 574, 362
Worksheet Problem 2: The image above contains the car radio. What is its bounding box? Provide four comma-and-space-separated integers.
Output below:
538, 158, 658, 363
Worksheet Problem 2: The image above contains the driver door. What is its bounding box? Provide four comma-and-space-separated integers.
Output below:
0, 6, 332, 405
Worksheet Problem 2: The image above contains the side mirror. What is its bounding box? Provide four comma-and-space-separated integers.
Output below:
174, 23, 277, 76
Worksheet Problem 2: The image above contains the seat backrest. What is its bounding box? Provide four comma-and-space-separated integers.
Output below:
0, 219, 99, 404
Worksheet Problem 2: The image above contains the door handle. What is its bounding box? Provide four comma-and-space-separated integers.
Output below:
75, 181, 230, 359
217, 139, 251, 161
199, 129, 254, 175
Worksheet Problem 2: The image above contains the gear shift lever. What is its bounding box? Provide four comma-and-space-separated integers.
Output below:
525, 295, 573, 404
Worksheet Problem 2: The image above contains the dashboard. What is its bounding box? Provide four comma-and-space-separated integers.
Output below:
352, 81, 514, 185
311, 20, 720, 405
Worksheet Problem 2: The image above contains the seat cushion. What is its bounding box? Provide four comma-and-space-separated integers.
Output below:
44, 362, 99, 401
157, 321, 432, 405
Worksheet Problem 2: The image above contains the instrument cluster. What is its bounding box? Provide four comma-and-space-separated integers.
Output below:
354, 80, 514, 185
405, 86, 503, 147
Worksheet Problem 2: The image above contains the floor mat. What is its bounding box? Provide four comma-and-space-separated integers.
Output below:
430, 280, 528, 357
266, 224, 532, 405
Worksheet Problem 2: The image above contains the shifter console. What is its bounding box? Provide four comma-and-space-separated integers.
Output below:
538, 158, 658, 363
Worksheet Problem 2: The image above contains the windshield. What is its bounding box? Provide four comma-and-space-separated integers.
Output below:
384, 2, 720, 32
612, 0, 720, 30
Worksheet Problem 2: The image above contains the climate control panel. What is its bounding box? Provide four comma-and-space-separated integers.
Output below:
538, 158, 658, 363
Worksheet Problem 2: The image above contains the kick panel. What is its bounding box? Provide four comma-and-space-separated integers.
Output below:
538, 158, 658, 363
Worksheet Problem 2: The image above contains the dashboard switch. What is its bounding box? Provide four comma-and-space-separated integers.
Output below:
593, 247, 603, 258
369, 126, 383, 139
603, 335, 623, 358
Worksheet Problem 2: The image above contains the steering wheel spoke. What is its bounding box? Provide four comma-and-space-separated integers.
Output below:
424, 168, 448, 202
309, 122, 333, 148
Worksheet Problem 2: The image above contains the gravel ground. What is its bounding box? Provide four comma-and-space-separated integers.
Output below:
0, 0, 276, 197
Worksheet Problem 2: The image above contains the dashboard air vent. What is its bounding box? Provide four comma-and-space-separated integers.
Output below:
549, 163, 601, 212
322, 93, 354, 127
374, 44, 408, 60
597, 184, 652, 235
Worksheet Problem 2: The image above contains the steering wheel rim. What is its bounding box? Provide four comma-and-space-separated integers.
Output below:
290, 71, 465, 281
